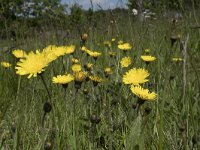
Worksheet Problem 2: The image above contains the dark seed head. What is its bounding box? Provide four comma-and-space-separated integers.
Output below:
90, 114, 101, 124
43, 102, 52, 113
83, 89, 89, 95
11, 123, 16, 133
144, 107, 152, 115
192, 135, 198, 145
44, 141, 52, 150
132, 104, 137, 109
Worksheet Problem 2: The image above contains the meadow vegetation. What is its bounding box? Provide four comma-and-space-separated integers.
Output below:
0, 1, 200, 149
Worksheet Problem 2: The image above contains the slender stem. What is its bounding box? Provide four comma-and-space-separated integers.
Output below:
40, 74, 51, 102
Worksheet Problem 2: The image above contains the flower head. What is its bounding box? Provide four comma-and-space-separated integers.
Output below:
1, 61, 12, 68
108, 52, 116, 57
89, 75, 103, 86
123, 68, 149, 85
84, 63, 93, 71
15, 50, 49, 78
118, 42, 132, 51
73, 71, 88, 82
120, 56, 132, 68
104, 67, 112, 74
144, 49, 151, 53
52, 74, 74, 84
12, 49, 27, 58
104, 41, 111, 47
131, 85, 157, 101
141, 55, 156, 62
72, 64, 82, 72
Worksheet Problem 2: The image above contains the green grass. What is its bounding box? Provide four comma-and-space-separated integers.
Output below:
0, 11, 200, 150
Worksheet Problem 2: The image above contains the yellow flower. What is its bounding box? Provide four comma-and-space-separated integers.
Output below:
141, 55, 156, 62
89, 75, 103, 86
54, 46, 68, 57
12, 49, 27, 58
131, 85, 157, 101
42, 45, 58, 62
172, 57, 183, 62
118, 40, 123, 44
104, 67, 112, 74
65, 45, 75, 54
84, 63, 93, 71
72, 64, 82, 72
104, 41, 111, 47
1, 61, 12, 68
74, 71, 88, 82
118, 42, 132, 51
108, 52, 116, 57
81, 46, 88, 52
52, 74, 74, 84
15, 50, 49, 78
123, 68, 149, 85
72, 58, 79, 64
120, 56, 132, 68
144, 49, 151, 53
111, 38, 116, 42
88, 51, 101, 59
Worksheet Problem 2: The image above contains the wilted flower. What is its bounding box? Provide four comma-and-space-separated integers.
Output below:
120, 56, 132, 68
123, 68, 149, 85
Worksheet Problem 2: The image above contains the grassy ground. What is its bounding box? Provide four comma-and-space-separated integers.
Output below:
0, 10, 200, 149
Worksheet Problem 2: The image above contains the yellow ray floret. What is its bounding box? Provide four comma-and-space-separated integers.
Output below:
123, 68, 149, 85
131, 85, 157, 101
12, 49, 27, 58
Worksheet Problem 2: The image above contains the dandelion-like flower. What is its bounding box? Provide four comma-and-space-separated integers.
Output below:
89, 51, 101, 59
104, 41, 111, 47
72, 64, 82, 72
15, 50, 49, 78
120, 56, 132, 68
52, 74, 74, 84
42, 45, 58, 62
144, 49, 151, 53
123, 68, 149, 85
12, 49, 27, 58
84, 63, 93, 71
104, 67, 112, 74
89, 75, 103, 86
74, 71, 88, 82
141, 55, 156, 62
108, 52, 116, 57
118, 42, 132, 51
1, 61, 12, 68
131, 85, 157, 101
